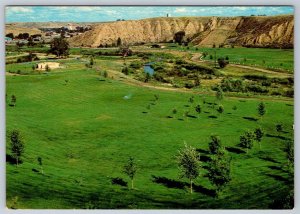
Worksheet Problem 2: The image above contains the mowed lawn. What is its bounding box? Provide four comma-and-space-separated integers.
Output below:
166, 45, 294, 72
6, 68, 294, 209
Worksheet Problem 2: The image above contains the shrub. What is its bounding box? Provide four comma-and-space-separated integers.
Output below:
209, 135, 222, 154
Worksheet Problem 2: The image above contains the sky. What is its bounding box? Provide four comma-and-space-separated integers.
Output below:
5, 6, 294, 23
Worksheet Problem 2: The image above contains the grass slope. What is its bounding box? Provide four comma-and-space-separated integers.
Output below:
6, 68, 293, 209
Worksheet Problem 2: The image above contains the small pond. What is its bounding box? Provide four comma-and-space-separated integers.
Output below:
143, 62, 155, 75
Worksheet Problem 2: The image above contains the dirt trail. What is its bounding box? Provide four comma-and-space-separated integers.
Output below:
189, 52, 292, 78
229, 64, 293, 77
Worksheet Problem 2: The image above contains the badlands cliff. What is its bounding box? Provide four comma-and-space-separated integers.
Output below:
68, 15, 294, 48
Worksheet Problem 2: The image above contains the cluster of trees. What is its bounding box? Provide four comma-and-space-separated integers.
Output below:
49, 37, 70, 58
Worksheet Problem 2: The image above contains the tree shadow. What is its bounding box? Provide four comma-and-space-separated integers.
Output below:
6, 154, 22, 165
178, 118, 184, 121
199, 155, 212, 162
152, 175, 185, 189
142, 111, 148, 114
227, 113, 232, 115
206, 102, 216, 105
184, 105, 190, 107
166, 116, 173, 118
204, 111, 210, 114
151, 175, 215, 197
264, 173, 291, 184
258, 155, 280, 164
266, 134, 291, 141
196, 148, 210, 155
208, 115, 217, 119
225, 146, 246, 154
268, 165, 283, 171
187, 115, 197, 119
111, 177, 128, 187
32, 168, 39, 173
242, 116, 258, 121
193, 184, 216, 197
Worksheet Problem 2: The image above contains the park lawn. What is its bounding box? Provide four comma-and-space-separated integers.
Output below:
6, 64, 293, 209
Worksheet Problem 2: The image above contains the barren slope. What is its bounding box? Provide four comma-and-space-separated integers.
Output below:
68, 15, 294, 48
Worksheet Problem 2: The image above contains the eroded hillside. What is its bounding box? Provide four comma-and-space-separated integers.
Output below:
68, 15, 294, 48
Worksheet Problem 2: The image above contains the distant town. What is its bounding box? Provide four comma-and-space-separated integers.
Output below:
5, 23, 92, 45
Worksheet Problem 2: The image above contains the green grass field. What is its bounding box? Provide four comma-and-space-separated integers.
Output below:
6, 64, 294, 209
164, 44, 294, 72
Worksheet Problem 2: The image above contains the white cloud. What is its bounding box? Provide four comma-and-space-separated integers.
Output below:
6, 7, 33, 13
175, 8, 187, 13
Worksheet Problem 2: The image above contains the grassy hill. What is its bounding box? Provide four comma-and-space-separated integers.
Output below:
6, 63, 293, 208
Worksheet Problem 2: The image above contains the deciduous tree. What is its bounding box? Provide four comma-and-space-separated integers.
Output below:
9, 130, 24, 166
240, 131, 255, 153
49, 37, 70, 58
176, 143, 200, 193
123, 156, 137, 189
207, 154, 231, 197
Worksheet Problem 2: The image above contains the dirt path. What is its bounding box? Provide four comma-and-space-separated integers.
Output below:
229, 64, 293, 77
190, 53, 203, 62
189, 52, 292, 78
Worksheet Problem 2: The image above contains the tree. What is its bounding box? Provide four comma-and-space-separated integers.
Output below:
173, 31, 186, 45
209, 135, 222, 154
176, 143, 200, 193
285, 140, 294, 171
276, 123, 283, 135
49, 37, 70, 58
37, 157, 43, 174
144, 72, 151, 82
45, 64, 50, 72
122, 66, 129, 75
217, 58, 228, 68
207, 154, 231, 197
257, 102, 266, 118
117, 37, 122, 46
27, 37, 34, 47
10, 95, 16, 107
90, 57, 94, 67
189, 96, 194, 105
240, 131, 255, 153
217, 105, 224, 114
194, 75, 200, 87
123, 156, 137, 189
254, 127, 264, 149
9, 130, 25, 166
172, 108, 177, 118
195, 104, 201, 116
216, 86, 224, 102
103, 71, 108, 78
6, 33, 14, 39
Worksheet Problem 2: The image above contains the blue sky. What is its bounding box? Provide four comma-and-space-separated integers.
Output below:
6, 6, 294, 23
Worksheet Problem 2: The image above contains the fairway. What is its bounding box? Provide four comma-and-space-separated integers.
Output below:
5, 6, 295, 210
6, 67, 293, 209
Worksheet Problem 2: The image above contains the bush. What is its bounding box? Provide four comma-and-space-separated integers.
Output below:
122, 67, 130, 75
217, 58, 229, 68
184, 82, 195, 89
129, 61, 143, 69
